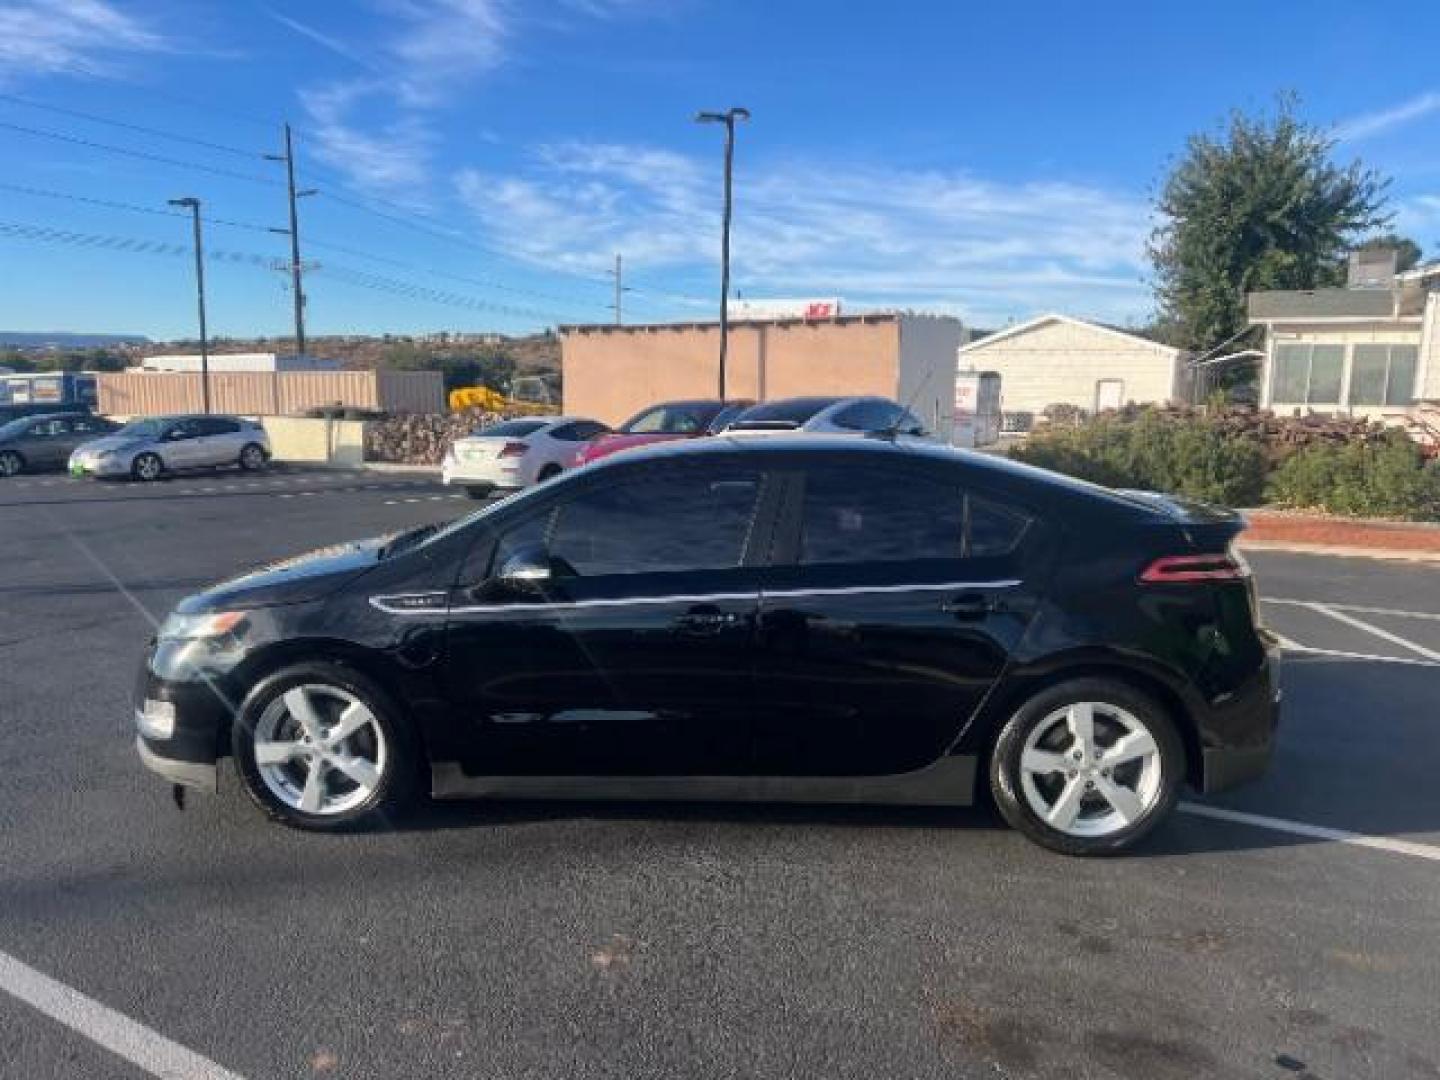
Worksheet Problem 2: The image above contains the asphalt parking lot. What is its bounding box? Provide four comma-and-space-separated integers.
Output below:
2, 465, 1439, 1080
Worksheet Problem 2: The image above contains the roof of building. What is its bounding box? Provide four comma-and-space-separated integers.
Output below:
956, 313, 1181, 358
559, 311, 959, 334
1247, 289, 1397, 322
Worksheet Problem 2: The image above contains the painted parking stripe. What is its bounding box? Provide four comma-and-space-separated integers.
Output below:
1263, 597, 1440, 623
1280, 642, 1440, 667
0, 949, 246, 1080
1306, 603, 1440, 662
1179, 803, 1440, 864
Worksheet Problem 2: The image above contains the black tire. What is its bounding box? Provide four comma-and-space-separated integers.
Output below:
537, 464, 562, 482
238, 442, 267, 471
988, 678, 1184, 856
132, 452, 164, 482
231, 661, 421, 831
0, 449, 24, 477
465, 484, 494, 500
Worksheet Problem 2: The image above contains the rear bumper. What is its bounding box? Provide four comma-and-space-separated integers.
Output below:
1198, 643, 1281, 794
441, 459, 526, 487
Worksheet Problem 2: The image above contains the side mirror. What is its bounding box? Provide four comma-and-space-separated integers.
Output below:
498, 547, 552, 584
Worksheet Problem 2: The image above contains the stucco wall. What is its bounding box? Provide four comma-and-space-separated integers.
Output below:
562, 319, 905, 425
957, 319, 1179, 414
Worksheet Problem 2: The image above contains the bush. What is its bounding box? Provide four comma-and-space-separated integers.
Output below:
1012, 411, 1267, 507
1266, 432, 1440, 520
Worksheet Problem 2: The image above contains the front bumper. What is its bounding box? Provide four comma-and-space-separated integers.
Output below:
136, 735, 217, 791
70, 455, 131, 477
133, 646, 234, 792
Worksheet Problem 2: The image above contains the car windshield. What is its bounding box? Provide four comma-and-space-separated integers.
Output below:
115, 418, 165, 438
728, 397, 840, 428
619, 403, 718, 434
472, 419, 548, 438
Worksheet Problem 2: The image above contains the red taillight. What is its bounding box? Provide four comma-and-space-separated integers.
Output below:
1139, 552, 1249, 583
498, 441, 528, 458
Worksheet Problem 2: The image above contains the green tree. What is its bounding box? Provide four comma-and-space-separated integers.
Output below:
1150, 99, 1390, 352
1355, 233, 1423, 273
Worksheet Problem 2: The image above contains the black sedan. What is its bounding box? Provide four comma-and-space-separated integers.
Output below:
134, 435, 1279, 855
0, 411, 118, 476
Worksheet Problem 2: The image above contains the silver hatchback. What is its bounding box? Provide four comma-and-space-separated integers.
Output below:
70, 414, 271, 481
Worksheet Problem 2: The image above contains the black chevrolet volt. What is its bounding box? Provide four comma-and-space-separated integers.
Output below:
135, 435, 1279, 855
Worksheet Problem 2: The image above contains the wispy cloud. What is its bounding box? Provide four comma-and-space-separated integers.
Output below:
0, 0, 169, 80
300, 80, 434, 196
263, 8, 384, 75
456, 142, 1154, 326
1335, 91, 1440, 142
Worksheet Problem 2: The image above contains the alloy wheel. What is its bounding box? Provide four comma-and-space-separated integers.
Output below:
240, 444, 265, 470
252, 684, 388, 816
0, 451, 20, 477
135, 454, 162, 481
1017, 701, 1163, 837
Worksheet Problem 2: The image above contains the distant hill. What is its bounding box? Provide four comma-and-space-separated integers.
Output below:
0, 331, 150, 349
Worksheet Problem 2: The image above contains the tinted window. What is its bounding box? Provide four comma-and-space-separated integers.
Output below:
196, 417, 241, 436
548, 421, 610, 442
620, 403, 717, 434
707, 403, 751, 432
517, 469, 762, 577
730, 397, 839, 428
832, 400, 897, 432
29, 418, 71, 436
71, 417, 110, 434
800, 467, 965, 564
476, 419, 548, 438
967, 496, 1030, 557
118, 418, 165, 438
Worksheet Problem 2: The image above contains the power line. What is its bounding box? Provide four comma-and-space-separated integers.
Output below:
0, 120, 283, 187
0, 92, 261, 159
0, 182, 277, 234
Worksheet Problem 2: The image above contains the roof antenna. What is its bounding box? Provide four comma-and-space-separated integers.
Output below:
876, 367, 936, 443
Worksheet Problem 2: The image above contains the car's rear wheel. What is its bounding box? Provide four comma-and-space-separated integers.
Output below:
0, 450, 23, 477
232, 662, 419, 831
132, 452, 164, 482
238, 442, 267, 471
989, 678, 1183, 856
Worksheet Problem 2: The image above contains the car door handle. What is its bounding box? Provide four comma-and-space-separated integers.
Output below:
940, 593, 993, 619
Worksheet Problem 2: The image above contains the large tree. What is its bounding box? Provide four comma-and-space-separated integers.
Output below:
1150, 101, 1390, 352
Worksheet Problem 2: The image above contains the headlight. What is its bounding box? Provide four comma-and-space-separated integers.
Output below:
158, 610, 246, 641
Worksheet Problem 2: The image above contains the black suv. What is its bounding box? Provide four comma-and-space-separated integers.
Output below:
134, 435, 1279, 854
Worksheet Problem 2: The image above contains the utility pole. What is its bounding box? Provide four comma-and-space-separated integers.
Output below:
168, 197, 210, 414
608, 253, 629, 325
266, 123, 317, 357
695, 107, 749, 400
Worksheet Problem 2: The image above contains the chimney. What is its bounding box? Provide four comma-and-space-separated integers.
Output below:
1348, 248, 1398, 289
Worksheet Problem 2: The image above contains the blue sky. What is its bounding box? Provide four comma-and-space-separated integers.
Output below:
1, 0, 1438, 341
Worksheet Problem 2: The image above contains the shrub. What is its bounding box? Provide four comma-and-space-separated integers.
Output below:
1012, 411, 1267, 507
1266, 432, 1440, 520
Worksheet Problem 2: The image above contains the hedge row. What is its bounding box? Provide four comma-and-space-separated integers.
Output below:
1012, 409, 1440, 520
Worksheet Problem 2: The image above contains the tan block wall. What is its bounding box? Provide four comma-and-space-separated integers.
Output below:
261, 417, 368, 465
97, 370, 443, 417
959, 319, 1179, 414
562, 320, 902, 425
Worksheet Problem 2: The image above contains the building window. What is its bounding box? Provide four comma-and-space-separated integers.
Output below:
1271, 344, 1344, 405
1348, 345, 1419, 408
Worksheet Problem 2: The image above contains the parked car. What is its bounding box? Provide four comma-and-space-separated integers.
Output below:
0, 400, 95, 426
725, 395, 930, 437
69, 414, 271, 481
0, 412, 119, 477
575, 398, 754, 466
134, 435, 1279, 854
441, 416, 610, 498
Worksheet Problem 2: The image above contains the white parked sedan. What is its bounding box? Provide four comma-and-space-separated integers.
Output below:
441, 416, 610, 498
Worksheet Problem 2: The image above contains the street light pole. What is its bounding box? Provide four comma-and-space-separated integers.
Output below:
169, 197, 210, 414
695, 107, 749, 401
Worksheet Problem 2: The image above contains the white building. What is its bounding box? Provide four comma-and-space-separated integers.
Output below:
956, 314, 1183, 417
137, 352, 339, 373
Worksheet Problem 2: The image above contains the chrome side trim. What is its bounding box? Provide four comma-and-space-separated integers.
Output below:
430, 754, 978, 806
370, 580, 1021, 617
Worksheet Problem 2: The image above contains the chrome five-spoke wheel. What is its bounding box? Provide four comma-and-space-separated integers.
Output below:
990, 678, 1183, 855
1018, 702, 1161, 837
234, 662, 417, 829
253, 685, 387, 816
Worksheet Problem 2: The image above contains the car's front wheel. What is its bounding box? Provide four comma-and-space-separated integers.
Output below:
232, 662, 419, 830
238, 442, 267, 471
0, 450, 23, 477
989, 678, 1184, 856
132, 452, 164, 482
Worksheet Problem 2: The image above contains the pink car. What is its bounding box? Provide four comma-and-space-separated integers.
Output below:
574, 398, 754, 466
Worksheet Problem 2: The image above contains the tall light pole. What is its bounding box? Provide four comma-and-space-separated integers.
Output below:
266, 122, 318, 357
168, 196, 210, 414
695, 106, 749, 400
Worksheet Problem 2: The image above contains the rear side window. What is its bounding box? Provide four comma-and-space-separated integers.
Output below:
197, 417, 241, 436
797, 467, 1029, 565
730, 398, 837, 428
476, 419, 548, 438
510, 469, 763, 577
832, 401, 895, 431
549, 421, 610, 442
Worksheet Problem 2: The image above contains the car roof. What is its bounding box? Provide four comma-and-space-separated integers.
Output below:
583, 432, 1156, 514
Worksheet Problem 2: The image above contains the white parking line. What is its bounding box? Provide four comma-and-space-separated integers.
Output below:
1308, 603, 1440, 662
1281, 642, 1440, 667
0, 949, 246, 1080
1263, 597, 1440, 622
1179, 803, 1440, 864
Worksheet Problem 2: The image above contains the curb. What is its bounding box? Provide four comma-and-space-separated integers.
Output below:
1238, 540, 1440, 565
